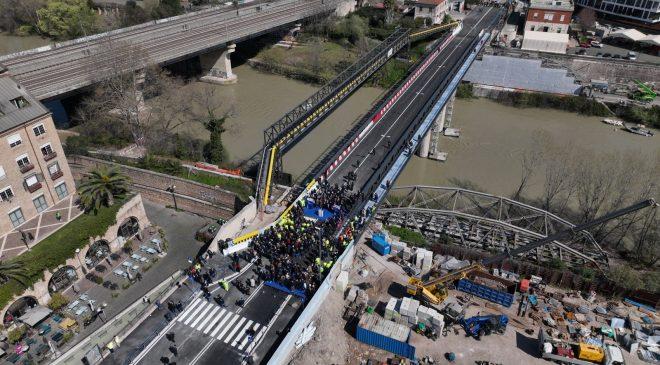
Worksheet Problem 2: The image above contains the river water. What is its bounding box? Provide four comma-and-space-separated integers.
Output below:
4, 33, 657, 197
0, 32, 51, 56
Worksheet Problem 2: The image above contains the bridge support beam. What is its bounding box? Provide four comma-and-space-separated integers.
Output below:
417, 90, 455, 160
200, 44, 238, 85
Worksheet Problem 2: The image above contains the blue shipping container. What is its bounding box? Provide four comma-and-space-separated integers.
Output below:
356, 314, 416, 359
371, 234, 391, 256
457, 279, 514, 307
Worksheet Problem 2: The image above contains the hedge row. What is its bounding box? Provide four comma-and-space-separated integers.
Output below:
0, 199, 125, 310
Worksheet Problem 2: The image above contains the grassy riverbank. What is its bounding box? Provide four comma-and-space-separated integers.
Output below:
250, 8, 437, 88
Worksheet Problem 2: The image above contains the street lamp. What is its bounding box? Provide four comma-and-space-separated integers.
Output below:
166, 185, 178, 211
75, 248, 87, 274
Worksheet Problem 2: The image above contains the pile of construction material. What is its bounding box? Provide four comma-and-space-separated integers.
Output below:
384, 297, 445, 334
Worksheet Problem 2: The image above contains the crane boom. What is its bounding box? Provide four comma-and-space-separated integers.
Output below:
482, 199, 657, 267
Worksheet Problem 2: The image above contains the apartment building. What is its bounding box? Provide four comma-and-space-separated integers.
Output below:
574, 0, 659, 30
525, 0, 575, 33
414, 0, 450, 25
0, 73, 75, 234
522, 0, 574, 53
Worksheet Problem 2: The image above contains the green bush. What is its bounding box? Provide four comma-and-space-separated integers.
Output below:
0, 199, 124, 309
48, 292, 70, 311
497, 92, 612, 117
61, 331, 74, 344
620, 105, 660, 129
386, 225, 427, 247
456, 83, 475, 99
7, 325, 26, 344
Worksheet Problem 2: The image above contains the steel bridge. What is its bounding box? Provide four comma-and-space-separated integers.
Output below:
255, 27, 411, 207
0, 0, 339, 100
377, 185, 609, 268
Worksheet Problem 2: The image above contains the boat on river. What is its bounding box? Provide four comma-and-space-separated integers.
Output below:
624, 124, 654, 137
602, 118, 624, 127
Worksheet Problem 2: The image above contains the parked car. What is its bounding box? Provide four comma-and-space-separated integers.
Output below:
596, 52, 603, 57
602, 53, 612, 57
590, 41, 603, 48
627, 51, 637, 60
612, 54, 622, 59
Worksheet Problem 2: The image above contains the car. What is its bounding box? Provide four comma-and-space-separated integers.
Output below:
596, 52, 603, 57
576, 49, 587, 55
602, 53, 612, 57
612, 54, 622, 59
590, 41, 603, 48
627, 51, 638, 60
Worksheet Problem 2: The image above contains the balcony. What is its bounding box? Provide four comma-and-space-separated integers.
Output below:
50, 170, 64, 181
43, 152, 57, 162
19, 163, 35, 174
26, 182, 42, 193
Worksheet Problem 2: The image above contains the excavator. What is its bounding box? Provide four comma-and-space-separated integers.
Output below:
406, 199, 658, 306
630, 80, 657, 103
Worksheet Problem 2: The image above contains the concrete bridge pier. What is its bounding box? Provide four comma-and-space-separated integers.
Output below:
199, 44, 238, 85
417, 90, 455, 159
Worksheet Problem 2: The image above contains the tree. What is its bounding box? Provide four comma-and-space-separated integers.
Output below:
383, 0, 396, 25
194, 85, 230, 164
540, 139, 576, 214
151, 0, 182, 19
576, 7, 597, 29
36, 0, 98, 40
0, 0, 46, 34
0, 261, 30, 287
121, 0, 150, 27
78, 166, 131, 213
608, 265, 643, 291
47, 292, 70, 310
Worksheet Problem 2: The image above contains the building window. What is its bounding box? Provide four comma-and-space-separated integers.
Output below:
0, 186, 13, 201
10, 97, 29, 109
48, 162, 63, 180
7, 134, 22, 148
8, 208, 25, 228
55, 182, 68, 200
533, 11, 539, 17
25, 174, 40, 191
33, 195, 48, 213
560, 14, 565, 21
544, 13, 554, 20
41, 144, 54, 156
530, 25, 535, 31
33, 124, 46, 137
16, 154, 31, 170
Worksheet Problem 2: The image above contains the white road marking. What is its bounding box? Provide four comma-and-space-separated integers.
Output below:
215, 313, 239, 340
203, 308, 226, 334
223, 317, 247, 343
189, 302, 213, 327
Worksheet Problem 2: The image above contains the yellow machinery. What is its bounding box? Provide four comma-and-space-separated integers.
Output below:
577, 343, 605, 363
406, 263, 485, 305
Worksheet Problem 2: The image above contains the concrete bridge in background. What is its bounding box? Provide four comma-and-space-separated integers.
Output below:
0, 0, 344, 100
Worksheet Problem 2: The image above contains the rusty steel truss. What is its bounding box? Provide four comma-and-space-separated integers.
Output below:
377, 185, 609, 269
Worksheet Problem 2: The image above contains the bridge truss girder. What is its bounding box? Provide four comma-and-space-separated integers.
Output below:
378, 185, 608, 269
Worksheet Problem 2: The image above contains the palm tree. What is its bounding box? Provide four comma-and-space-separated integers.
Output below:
0, 261, 30, 287
78, 166, 131, 214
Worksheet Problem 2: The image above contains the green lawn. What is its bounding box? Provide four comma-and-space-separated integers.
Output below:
0, 199, 125, 309
386, 225, 428, 247
181, 171, 253, 203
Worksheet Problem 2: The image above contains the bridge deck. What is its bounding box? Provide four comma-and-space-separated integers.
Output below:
0, 0, 338, 100
324, 8, 501, 189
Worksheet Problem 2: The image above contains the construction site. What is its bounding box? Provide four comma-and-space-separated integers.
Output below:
288, 197, 659, 365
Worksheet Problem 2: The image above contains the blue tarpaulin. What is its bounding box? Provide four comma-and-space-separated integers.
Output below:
303, 200, 335, 222
265, 281, 307, 301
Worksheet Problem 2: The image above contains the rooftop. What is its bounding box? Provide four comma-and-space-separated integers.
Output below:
0, 72, 49, 134
529, 0, 574, 11
416, 0, 445, 6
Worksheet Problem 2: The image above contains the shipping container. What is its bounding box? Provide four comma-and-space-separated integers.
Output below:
457, 279, 514, 307
356, 314, 416, 360
371, 234, 392, 256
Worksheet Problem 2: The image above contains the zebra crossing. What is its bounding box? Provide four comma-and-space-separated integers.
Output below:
176, 298, 266, 350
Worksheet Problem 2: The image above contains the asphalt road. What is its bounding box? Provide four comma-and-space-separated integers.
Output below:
326, 7, 502, 189
567, 43, 659, 64
126, 259, 300, 365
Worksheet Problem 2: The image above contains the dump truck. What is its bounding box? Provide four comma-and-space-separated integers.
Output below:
538, 328, 625, 365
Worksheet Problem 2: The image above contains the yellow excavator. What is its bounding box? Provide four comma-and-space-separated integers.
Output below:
406, 199, 658, 306
406, 263, 485, 305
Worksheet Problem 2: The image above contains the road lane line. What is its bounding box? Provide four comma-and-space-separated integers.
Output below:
184, 301, 210, 325
176, 298, 201, 323
232, 319, 253, 347
203, 308, 226, 334
210, 311, 234, 337
194, 305, 219, 331
223, 317, 247, 344
215, 313, 239, 340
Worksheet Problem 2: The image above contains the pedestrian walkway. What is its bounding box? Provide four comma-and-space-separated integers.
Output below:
176, 298, 265, 351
